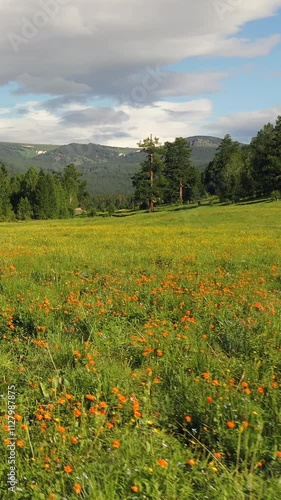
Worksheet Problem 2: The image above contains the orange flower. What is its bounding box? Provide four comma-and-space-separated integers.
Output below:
73, 483, 82, 494
156, 349, 163, 357
118, 394, 127, 403
206, 396, 214, 403
16, 440, 24, 447
254, 302, 264, 310
57, 426, 66, 433
226, 421, 236, 429
131, 485, 139, 492
64, 465, 73, 473
86, 394, 96, 401
203, 372, 211, 379
185, 415, 192, 422
74, 409, 82, 418
187, 458, 196, 466
157, 458, 168, 468
14, 414, 22, 421
276, 451, 281, 458
257, 387, 264, 394
242, 420, 249, 428
112, 440, 120, 448
213, 452, 222, 459
71, 436, 78, 444
99, 401, 107, 408
112, 387, 119, 394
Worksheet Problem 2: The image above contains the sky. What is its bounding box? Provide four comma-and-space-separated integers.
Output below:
0, 0, 281, 147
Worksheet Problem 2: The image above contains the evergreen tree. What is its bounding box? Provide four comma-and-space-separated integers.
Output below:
17, 197, 33, 220
132, 137, 166, 211
21, 167, 39, 206
239, 145, 255, 199
10, 174, 24, 214
204, 135, 241, 200
250, 123, 275, 196
162, 137, 199, 203
62, 163, 82, 209
0, 163, 14, 220
34, 172, 56, 219
250, 117, 281, 195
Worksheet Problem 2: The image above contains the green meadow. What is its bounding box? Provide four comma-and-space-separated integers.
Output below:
0, 201, 281, 499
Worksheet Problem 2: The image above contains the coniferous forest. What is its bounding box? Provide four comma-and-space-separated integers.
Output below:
1, 116, 281, 220
133, 116, 281, 210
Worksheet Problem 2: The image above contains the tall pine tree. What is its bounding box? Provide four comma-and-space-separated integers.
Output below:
163, 137, 200, 203
132, 137, 166, 211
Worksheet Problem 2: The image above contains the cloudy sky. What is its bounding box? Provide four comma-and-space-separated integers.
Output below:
0, 0, 281, 146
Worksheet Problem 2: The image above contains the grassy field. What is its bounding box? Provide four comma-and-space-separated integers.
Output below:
0, 202, 281, 499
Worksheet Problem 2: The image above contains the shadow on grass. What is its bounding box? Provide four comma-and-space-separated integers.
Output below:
111, 212, 137, 217
236, 197, 271, 206
172, 205, 199, 212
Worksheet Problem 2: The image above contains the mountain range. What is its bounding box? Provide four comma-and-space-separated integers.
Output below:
0, 136, 222, 195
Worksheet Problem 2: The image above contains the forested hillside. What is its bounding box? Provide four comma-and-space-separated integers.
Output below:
0, 137, 222, 195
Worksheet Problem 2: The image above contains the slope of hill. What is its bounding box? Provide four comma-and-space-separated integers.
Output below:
0, 136, 222, 195
186, 136, 222, 169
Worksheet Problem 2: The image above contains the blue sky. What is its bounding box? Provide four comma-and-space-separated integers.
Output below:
0, 0, 280, 146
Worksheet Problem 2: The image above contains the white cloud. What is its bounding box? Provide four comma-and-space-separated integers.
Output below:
0, 0, 280, 143
1, 0, 280, 88
0, 98, 213, 146
205, 106, 281, 143
15, 74, 92, 95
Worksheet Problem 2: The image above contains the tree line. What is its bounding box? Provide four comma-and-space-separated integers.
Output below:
205, 116, 281, 201
132, 116, 281, 209
1, 115, 281, 220
132, 136, 203, 211
0, 162, 135, 221
0, 163, 87, 221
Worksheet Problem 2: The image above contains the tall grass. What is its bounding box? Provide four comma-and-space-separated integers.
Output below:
0, 202, 281, 499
